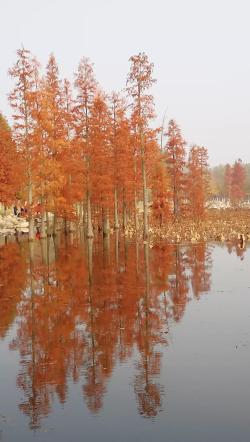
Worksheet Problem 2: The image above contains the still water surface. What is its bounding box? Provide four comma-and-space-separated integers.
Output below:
0, 234, 249, 441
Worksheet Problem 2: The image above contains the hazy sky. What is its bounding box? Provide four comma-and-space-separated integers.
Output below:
1, 0, 250, 165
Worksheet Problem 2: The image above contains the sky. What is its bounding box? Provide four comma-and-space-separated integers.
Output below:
1, 0, 250, 165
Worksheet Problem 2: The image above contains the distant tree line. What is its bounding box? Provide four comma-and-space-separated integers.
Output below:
210, 159, 249, 201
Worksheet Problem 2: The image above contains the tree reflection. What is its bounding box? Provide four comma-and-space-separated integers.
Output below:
188, 243, 212, 299
134, 243, 165, 417
226, 241, 247, 260
0, 241, 27, 339
1, 236, 213, 429
10, 238, 88, 429
168, 245, 189, 322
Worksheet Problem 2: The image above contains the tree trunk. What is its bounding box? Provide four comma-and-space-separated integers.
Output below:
40, 211, 47, 238
134, 192, 138, 233
69, 220, 75, 233
53, 213, 57, 236
64, 217, 68, 235
114, 188, 119, 229
115, 229, 119, 265
40, 237, 47, 264
79, 202, 84, 226
103, 234, 110, 265
86, 191, 94, 238
142, 157, 148, 239
87, 238, 93, 284
136, 240, 139, 275
28, 185, 35, 241
123, 202, 127, 229
46, 212, 51, 236
103, 208, 110, 237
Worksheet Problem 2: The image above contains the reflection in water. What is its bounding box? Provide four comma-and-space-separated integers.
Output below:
2, 235, 245, 431
226, 241, 246, 260
0, 241, 26, 339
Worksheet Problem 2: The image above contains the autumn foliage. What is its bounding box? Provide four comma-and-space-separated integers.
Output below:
187, 146, 209, 219
0, 235, 213, 427
0, 47, 218, 235
0, 114, 22, 205
223, 159, 246, 204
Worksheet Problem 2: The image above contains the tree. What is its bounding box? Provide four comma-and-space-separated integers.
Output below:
43, 54, 67, 234
187, 145, 209, 219
60, 78, 84, 231
224, 164, 232, 199
109, 92, 136, 230
74, 57, 97, 238
0, 114, 22, 206
231, 159, 246, 203
150, 150, 170, 227
164, 119, 186, 218
109, 92, 126, 229
127, 52, 156, 238
9, 47, 39, 240
89, 92, 113, 235
210, 164, 226, 197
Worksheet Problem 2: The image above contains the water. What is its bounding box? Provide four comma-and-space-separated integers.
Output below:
0, 234, 249, 441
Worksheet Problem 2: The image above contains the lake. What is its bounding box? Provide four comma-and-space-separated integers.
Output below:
0, 234, 249, 441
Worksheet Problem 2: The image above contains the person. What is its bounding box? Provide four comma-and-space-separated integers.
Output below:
20, 202, 28, 218
14, 205, 18, 216
36, 227, 41, 240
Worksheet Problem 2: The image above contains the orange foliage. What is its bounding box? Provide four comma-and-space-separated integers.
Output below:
0, 241, 27, 339
0, 114, 22, 204
187, 145, 209, 219
7, 48, 211, 235
164, 119, 187, 218
2, 236, 214, 427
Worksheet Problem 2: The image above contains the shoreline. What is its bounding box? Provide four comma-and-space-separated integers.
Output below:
1, 210, 250, 245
